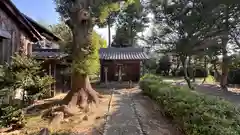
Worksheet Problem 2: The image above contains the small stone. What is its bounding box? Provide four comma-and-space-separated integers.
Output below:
39, 128, 50, 135
82, 115, 88, 121
63, 119, 70, 122
96, 116, 101, 120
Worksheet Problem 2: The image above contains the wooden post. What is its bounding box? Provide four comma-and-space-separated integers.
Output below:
118, 65, 122, 82
104, 67, 108, 86
52, 63, 56, 97
48, 63, 52, 97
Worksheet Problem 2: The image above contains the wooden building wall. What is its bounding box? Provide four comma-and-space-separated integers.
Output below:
0, 8, 32, 64
100, 60, 141, 82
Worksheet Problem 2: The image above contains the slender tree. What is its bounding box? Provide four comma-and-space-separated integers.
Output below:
53, 0, 137, 111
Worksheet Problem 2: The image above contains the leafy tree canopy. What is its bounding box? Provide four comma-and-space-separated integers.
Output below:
111, 2, 149, 47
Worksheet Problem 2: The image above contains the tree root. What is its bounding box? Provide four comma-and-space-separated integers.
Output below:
39, 128, 50, 135
41, 87, 101, 128
49, 112, 64, 127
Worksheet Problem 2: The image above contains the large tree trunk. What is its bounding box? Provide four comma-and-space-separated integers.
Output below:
221, 52, 230, 90
220, 38, 230, 91
62, 73, 99, 109
220, 7, 230, 91
62, 1, 100, 110
180, 56, 194, 90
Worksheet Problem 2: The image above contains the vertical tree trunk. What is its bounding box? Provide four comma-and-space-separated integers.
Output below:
188, 56, 195, 82
212, 58, 221, 79
220, 6, 230, 91
108, 17, 111, 47
62, 3, 100, 109
63, 73, 98, 109
202, 56, 208, 84
172, 56, 180, 76
220, 38, 229, 90
180, 56, 194, 89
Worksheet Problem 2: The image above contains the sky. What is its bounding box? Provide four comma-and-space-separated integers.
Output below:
11, 0, 113, 45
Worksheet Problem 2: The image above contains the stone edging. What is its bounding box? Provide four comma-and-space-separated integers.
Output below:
129, 91, 147, 135
102, 88, 114, 135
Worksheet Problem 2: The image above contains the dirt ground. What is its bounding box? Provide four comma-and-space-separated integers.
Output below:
3, 85, 182, 135
4, 89, 112, 135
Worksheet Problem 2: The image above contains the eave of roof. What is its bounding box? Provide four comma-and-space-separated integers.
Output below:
32, 49, 68, 59
23, 14, 61, 42
1, 0, 43, 41
99, 47, 149, 60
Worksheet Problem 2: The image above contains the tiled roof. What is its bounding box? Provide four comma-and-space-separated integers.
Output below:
32, 49, 68, 59
99, 47, 149, 60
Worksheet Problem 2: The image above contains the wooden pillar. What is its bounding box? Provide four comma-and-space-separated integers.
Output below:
118, 65, 122, 82
104, 67, 108, 85
140, 60, 144, 76
48, 63, 52, 97
52, 63, 56, 97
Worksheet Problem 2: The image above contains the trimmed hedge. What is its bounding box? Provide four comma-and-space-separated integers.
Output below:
140, 74, 240, 135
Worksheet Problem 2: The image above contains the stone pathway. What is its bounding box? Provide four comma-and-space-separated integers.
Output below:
103, 88, 182, 135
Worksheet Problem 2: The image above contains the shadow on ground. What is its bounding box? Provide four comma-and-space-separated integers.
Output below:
196, 84, 240, 105
20, 82, 181, 135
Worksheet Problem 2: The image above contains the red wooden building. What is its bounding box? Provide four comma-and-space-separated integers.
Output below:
99, 47, 148, 82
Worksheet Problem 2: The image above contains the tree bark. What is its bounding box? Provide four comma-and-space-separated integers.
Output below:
180, 56, 194, 90
220, 6, 230, 91
220, 38, 229, 90
171, 57, 180, 76
62, 73, 99, 109
202, 56, 208, 84
108, 17, 111, 47
221, 52, 229, 90
62, 1, 100, 110
188, 56, 195, 82
212, 60, 221, 78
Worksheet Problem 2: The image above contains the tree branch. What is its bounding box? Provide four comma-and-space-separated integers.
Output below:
192, 29, 225, 51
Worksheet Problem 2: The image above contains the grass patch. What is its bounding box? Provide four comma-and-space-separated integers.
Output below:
140, 74, 240, 135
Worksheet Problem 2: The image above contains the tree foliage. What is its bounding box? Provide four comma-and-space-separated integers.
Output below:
0, 54, 54, 103
49, 22, 107, 51
111, 2, 149, 47
49, 22, 72, 52
145, 0, 240, 89
54, 0, 137, 25
53, 0, 138, 75
0, 104, 25, 129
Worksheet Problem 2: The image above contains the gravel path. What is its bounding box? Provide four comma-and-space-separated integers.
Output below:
103, 88, 182, 135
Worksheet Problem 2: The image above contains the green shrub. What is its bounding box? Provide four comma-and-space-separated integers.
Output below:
140, 74, 240, 135
0, 54, 55, 104
0, 104, 25, 129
